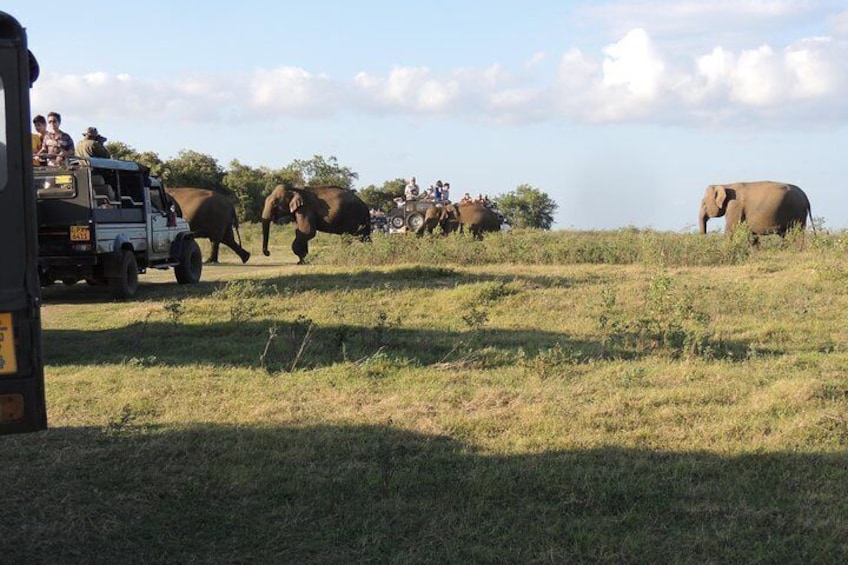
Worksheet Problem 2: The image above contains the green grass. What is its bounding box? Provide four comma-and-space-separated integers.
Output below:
3, 227, 848, 563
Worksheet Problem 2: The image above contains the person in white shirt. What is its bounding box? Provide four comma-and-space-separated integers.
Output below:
404, 176, 419, 200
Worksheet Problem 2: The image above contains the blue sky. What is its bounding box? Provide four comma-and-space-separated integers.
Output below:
10, 1, 848, 229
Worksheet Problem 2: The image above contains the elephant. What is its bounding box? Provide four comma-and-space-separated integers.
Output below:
261, 184, 371, 264
417, 203, 502, 240
699, 181, 813, 238
166, 187, 250, 264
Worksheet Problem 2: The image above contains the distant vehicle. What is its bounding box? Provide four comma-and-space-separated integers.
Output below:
371, 214, 388, 234
387, 199, 438, 233
34, 157, 202, 299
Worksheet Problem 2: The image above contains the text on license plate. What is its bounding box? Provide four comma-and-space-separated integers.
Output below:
70, 226, 90, 241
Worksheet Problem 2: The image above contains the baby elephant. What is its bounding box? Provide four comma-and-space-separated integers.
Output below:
699, 181, 813, 237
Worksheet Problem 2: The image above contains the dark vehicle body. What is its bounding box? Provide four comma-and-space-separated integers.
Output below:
35, 157, 202, 299
0, 10, 47, 433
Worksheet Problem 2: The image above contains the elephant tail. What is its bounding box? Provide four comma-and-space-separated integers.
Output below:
807, 203, 816, 234
232, 209, 243, 246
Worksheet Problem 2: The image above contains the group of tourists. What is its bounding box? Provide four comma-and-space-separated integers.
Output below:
403, 177, 451, 204
401, 176, 498, 209
31, 111, 110, 165
459, 192, 493, 207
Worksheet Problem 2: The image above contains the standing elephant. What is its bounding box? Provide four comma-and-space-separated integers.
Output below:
166, 187, 250, 264
417, 203, 502, 240
261, 185, 371, 264
699, 181, 813, 237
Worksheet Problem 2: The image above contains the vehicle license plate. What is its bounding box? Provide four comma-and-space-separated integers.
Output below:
0, 312, 17, 375
70, 226, 90, 241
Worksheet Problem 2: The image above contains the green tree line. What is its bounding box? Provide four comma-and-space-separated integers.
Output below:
105, 141, 557, 228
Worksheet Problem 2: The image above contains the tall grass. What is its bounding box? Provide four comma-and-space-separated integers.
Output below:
302, 226, 848, 267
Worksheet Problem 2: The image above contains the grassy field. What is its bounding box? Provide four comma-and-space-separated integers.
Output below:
3, 226, 848, 563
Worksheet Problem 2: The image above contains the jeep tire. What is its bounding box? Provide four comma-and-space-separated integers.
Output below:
175, 239, 203, 284
406, 212, 424, 232
390, 215, 405, 230
108, 250, 139, 299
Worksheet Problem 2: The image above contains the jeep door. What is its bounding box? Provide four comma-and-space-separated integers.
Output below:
147, 184, 175, 258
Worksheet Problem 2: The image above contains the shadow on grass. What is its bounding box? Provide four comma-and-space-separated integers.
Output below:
39, 265, 603, 305
1, 423, 845, 563
43, 320, 621, 370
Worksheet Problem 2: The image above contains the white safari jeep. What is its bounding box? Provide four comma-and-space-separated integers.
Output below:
34, 157, 202, 299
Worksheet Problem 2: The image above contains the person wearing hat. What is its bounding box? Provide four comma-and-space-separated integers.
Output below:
75, 126, 111, 159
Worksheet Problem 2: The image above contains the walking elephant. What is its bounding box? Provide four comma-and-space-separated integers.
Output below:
261, 185, 371, 264
166, 187, 250, 264
417, 203, 502, 240
699, 181, 813, 237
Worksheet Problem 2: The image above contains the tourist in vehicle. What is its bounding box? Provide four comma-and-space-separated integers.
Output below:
404, 176, 419, 200
442, 182, 450, 203
460, 192, 473, 204
422, 185, 435, 201
434, 180, 443, 203
31, 114, 46, 161
75, 126, 111, 158
37, 111, 74, 165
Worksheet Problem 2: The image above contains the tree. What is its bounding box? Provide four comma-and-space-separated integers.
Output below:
283, 155, 358, 189
223, 161, 304, 222
357, 178, 405, 212
163, 150, 225, 191
494, 184, 558, 230
222, 160, 270, 222
104, 141, 165, 177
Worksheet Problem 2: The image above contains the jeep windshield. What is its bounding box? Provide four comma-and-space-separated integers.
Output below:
34, 172, 76, 199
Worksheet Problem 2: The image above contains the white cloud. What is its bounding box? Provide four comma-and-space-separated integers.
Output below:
353, 66, 461, 113
29, 23, 848, 131
250, 67, 335, 116
601, 28, 665, 99
730, 45, 786, 106
785, 37, 840, 98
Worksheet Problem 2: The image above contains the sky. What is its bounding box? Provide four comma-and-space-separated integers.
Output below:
8, 1, 848, 230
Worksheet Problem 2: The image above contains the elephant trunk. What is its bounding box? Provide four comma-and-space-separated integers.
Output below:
699, 211, 708, 235
262, 218, 272, 256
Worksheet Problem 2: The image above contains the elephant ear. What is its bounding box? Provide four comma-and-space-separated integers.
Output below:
289, 192, 305, 213
714, 185, 728, 210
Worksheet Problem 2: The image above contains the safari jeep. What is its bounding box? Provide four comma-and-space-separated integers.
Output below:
387, 199, 437, 233
34, 157, 202, 299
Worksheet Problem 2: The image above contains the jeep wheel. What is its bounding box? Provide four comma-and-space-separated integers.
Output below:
390, 215, 405, 230
108, 250, 139, 299
407, 212, 425, 232
175, 239, 203, 284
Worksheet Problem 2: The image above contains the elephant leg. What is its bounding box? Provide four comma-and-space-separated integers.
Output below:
206, 241, 220, 264
292, 231, 312, 264
222, 229, 251, 263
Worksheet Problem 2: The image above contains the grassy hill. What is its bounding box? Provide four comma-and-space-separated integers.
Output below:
2, 227, 847, 563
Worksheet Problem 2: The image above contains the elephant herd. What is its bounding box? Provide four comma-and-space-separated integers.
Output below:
169, 180, 814, 265
166, 184, 373, 265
